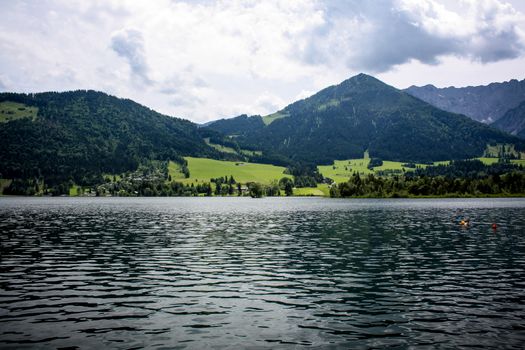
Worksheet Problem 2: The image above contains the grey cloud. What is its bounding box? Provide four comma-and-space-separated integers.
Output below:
298, 0, 525, 72
470, 27, 523, 63
110, 28, 151, 84
0, 79, 6, 91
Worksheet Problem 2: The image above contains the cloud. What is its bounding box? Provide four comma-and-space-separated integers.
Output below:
295, 0, 525, 72
254, 92, 287, 115
0, 0, 524, 122
110, 28, 151, 85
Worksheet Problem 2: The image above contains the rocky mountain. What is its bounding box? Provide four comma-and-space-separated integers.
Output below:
492, 101, 525, 139
206, 74, 524, 164
404, 79, 525, 123
0, 90, 220, 185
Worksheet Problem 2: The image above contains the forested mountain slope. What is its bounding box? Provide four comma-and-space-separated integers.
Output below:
206, 74, 524, 164
0, 90, 219, 185
492, 101, 525, 139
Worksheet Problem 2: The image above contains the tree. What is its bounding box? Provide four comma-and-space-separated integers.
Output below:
266, 180, 281, 196
248, 182, 264, 198
214, 182, 222, 196
279, 177, 294, 196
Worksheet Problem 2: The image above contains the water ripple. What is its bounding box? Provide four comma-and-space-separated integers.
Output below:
1, 197, 525, 349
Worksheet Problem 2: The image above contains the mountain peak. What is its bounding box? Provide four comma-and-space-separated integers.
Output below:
352, 72, 375, 79
343, 73, 384, 85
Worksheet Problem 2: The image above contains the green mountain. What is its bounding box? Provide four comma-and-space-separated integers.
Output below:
0, 90, 219, 185
208, 114, 265, 136
491, 101, 525, 139
206, 74, 524, 164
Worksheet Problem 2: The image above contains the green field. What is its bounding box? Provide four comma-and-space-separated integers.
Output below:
318, 159, 373, 183
204, 138, 238, 154
433, 160, 451, 166
476, 157, 500, 165
69, 185, 80, 196
240, 149, 262, 156
183, 157, 292, 184
318, 158, 431, 183
168, 161, 187, 180
103, 174, 122, 182
0, 102, 38, 123
476, 157, 525, 166
484, 143, 522, 159
262, 112, 288, 125
293, 184, 330, 196
204, 138, 264, 157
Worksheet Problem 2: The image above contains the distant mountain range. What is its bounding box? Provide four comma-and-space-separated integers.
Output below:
405, 79, 525, 138
207, 74, 523, 164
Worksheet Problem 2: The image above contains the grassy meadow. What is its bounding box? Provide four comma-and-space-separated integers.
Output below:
180, 157, 292, 185
262, 112, 288, 125
0, 102, 38, 123
318, 158, 433, 184
477, 157, 525, 166
293, 184, 330, 196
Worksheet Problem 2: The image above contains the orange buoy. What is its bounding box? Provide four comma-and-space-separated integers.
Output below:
492, 223, 497, 230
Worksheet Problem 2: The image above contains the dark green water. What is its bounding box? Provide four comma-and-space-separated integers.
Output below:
1, 197, 524, 349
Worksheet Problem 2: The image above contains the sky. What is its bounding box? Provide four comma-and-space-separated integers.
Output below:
1, 0, 524, 123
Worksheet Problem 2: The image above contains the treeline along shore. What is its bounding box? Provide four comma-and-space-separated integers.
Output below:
2, 159, 524, 198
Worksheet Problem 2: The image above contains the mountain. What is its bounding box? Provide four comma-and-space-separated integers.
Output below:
0, 90, 219, 185
404, 79, 525, 123
205, 74, 524, 164
209, 114, 265, 135
492, 101, 525, 139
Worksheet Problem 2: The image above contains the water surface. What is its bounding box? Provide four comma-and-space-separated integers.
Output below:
1, 197, 525, 349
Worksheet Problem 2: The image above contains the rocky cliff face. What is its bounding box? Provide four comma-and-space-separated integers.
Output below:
405, 79, 525, 124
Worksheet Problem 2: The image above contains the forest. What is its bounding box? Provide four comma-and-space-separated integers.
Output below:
330, 160, 525, 198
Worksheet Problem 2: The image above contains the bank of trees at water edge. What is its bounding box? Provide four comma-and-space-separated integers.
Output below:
330, 160, 525, 198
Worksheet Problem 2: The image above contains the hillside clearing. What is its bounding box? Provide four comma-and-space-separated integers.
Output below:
183, 157, 291, 184
318, 158, 429, 183
0, 101, 38, 123
293, 184, 330, 197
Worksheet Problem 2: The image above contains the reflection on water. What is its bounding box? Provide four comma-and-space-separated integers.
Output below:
1, 197, 525, 349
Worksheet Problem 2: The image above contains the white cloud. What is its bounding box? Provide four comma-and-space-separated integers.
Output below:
295, 0, 525, 73
0, 0, 524, 122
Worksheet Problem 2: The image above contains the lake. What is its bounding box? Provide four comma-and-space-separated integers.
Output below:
1, 197, 525, 349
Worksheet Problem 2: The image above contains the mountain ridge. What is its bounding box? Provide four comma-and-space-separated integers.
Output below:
206, 74, 525, 164
0, 90, 221, 185
405, 78, 525, 123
